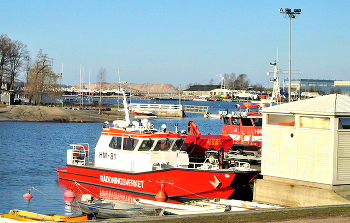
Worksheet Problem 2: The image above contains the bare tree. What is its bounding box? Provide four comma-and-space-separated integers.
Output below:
185, 83, 193, 89
224, 73, 236, 90
251, 83, 264, 92
234, 73, 250, 90
7, 40, 29, 90
26, 50, 58, 104
0, 34, 29, 91
97, 67, 107, 114
208, 78, 215, 85
0, 34, 11, 87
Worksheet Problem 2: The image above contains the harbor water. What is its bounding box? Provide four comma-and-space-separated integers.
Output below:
0, 100, 239, 215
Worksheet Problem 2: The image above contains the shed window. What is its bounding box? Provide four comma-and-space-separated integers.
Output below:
267, 114, 295, 126
300, 116, 330, 129
339, 118, 350, 129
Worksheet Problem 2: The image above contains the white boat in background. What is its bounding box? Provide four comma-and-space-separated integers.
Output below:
135, 198, 239, 215
193, 95, 209, 101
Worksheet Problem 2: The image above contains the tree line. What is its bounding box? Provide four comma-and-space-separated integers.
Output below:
186, 73, 264, 92
0, 34, 109, 105
0, 34, 59, 104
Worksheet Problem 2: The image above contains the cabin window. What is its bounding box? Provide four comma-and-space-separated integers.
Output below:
109, 136, 122, 150
223, 117, 231, 125
267, 114, 295, 126
252, 117, 262, 127
231, 117, 240, 126
241, 118, 253, 126
339, 118, 350, 129
171, 139, 185, 151
153, 139, 172, 151
123, 137, 138, 151
300, 116, 330, 129
138, 139, 155, 151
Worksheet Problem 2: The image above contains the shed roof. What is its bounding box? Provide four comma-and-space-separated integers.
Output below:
262, 94, 350, 116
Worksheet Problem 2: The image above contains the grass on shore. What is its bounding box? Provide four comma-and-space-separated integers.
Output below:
124, 206, 350, 223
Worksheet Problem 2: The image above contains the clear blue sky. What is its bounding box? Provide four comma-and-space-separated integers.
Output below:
2, 0, 349, 88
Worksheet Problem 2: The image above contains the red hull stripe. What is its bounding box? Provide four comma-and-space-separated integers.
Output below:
56, 166, 259, 199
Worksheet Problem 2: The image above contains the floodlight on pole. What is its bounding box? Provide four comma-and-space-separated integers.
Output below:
279, 8, 301, 103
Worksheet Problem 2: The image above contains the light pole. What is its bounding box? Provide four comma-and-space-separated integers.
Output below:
279, 8, 301, 103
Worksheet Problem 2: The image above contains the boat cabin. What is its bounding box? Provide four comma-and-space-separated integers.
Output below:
67, 122, 189, 173
221, 111, 262, 147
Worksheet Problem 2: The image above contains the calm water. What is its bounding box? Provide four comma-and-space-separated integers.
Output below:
0, 100, 239, 215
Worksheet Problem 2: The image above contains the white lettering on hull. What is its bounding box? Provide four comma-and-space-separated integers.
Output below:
100, 174, 144, 188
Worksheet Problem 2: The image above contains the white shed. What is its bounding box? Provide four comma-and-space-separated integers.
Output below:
261, 94, 350, 185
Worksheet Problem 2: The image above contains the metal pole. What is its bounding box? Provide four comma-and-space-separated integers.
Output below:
288, 15, 292, 103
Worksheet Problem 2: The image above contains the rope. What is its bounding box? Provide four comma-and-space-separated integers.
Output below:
73, 181, 100, 198
30, 186, 66, 204
166, 183, 206, 199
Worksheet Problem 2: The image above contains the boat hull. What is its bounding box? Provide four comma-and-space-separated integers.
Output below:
78, 200, 164, 218
56, 165, 259, 200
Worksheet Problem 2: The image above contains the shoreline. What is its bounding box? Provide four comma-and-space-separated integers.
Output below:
0, 104, 127, 123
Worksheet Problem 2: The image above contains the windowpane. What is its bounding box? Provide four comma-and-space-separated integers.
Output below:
109, 136, 122, 150
123, 137, 138, 151
241, 118, 253, 126
339, 118, 350, 129
138, 139, 155, 151
171, 139, 185, 151
154, 139, 172, 151
267, 114, 295, 126
252, 117, 262, 127
300, 116, 329, 129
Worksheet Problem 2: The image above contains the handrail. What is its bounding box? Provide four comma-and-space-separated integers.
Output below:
129, 103, 182, 111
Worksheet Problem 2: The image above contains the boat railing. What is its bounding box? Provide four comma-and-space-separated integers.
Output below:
68, 143, 90, 166
188, 159, 251, 170
149, 160, 177, 170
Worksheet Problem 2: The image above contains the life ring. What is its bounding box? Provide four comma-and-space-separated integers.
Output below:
73, 145, 88, 157
240, 132, 252, 145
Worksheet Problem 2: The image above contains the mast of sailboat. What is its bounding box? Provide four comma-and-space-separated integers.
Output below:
79, 64, 82, 106
89, 67, 91, 102
118, 70, 120, 111
122, 91, 130, 124
82, 66, 84, 106
60, 63, 63, 103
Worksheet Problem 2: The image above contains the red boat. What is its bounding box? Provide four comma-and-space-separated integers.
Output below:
56, 94, 259, 201
133, 110, 155, 116
221, 103, 268, 148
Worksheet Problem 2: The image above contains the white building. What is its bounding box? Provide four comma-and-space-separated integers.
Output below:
254, 94, 350, 206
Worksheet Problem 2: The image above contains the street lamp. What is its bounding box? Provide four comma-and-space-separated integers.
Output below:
279, 8, 301, 103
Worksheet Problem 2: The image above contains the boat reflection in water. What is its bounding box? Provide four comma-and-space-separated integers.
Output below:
59, 179, 168, 218
58, 179, 160, 205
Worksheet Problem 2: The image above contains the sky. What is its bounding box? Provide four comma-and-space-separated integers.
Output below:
1, 0, 349, 88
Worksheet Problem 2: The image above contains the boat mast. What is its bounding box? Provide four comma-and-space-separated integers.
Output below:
122, 91, 130, 124
268, 48, 281, 104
